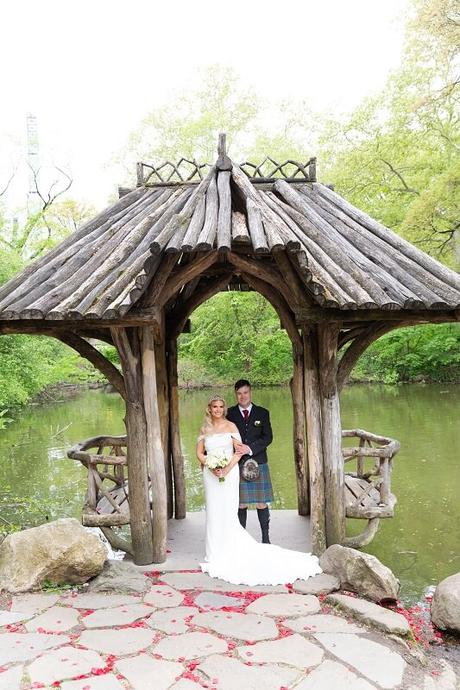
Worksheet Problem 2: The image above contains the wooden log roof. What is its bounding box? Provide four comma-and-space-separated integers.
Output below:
0, 152, 459, 324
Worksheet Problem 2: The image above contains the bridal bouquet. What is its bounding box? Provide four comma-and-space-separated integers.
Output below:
206, 453, 230, 482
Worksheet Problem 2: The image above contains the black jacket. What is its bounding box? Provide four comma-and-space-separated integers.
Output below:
227, 404, 273, 465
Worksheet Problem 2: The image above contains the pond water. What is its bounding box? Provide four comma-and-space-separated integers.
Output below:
0, 383, 458, 603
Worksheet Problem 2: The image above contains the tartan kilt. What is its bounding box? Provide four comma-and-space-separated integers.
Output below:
239, 462, 274, 504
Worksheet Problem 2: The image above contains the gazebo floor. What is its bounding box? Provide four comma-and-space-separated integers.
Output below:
126, 510, 312, 570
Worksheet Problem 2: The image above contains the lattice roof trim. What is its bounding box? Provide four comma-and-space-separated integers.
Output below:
137, 156, 317, 185
0, 156, 459, 323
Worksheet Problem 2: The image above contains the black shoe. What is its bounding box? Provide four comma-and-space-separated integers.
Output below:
257, 507, 270, 543
238, 508, 247, 529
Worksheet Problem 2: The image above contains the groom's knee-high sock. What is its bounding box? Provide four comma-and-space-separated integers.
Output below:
257, 507, 270, 543
238, 508, 247, 529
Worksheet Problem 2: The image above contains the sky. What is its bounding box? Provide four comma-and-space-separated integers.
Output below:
1, 0, 409, 211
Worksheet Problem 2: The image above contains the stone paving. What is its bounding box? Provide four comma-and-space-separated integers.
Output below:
0, 566, 458, 690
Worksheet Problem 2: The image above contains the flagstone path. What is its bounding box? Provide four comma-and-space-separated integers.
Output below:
0, 567, 458, 690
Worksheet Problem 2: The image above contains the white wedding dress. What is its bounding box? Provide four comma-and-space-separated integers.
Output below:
200, 432, 322, 586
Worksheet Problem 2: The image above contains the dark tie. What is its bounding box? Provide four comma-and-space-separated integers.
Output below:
243, 409, 249, 420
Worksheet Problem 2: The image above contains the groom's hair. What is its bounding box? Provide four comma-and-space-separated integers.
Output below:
234, 379, 251, 391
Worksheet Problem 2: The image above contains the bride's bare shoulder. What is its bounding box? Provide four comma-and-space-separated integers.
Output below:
226, 421, 239, 433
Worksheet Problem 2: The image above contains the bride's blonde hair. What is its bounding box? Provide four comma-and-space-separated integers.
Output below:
200, 395, 228, 437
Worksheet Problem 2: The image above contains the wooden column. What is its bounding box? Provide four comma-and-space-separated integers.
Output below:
141, 326, 168, 563
302, 326, 326, 554
155, 329, 173, 520
111, 327, 154, 565
290, 343, 309, 516
167, 337, 187, 519
318, 322, 345, 546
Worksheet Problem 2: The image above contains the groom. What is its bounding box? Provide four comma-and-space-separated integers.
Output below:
227, 379, 274, 544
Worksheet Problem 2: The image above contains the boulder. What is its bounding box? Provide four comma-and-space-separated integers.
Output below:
0, 518, 106, 593
88, 560, 150, 594
431, 572, 460, 633
319, 544, 400, 602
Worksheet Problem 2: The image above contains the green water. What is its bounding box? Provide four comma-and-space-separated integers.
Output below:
0, 383, 458, 602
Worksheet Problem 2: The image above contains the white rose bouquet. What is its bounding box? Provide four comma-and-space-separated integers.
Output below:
205, 453, 230, 482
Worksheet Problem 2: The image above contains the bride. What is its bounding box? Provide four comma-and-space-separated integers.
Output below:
196, 395, 322, 586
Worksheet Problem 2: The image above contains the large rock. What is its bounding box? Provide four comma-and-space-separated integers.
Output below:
88, 559, 150, 594
319, 544, 400, 602
431, 572, 460, 633
0, 518, 106, 593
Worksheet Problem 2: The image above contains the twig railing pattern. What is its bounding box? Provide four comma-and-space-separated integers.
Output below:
67, 435, 129, 527
342, 428, 400, 519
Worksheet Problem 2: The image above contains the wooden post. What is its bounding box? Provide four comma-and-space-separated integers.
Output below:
167, 337, 187, 519
141, 326, 168, 563
290, 344, 309, 516
155, 331, 173, 520
111, 327, 154, 565
318, 322, 345, 546
302, 325, 326, 554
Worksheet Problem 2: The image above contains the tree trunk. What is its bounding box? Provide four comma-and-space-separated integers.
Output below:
167, 337, 187, 519
318, 322, 345, 546
141, 326, 168, 563
111, 327, 153, 565
302, 326, 326, 554
290, 344, 309, 516
155, 326, 173, 520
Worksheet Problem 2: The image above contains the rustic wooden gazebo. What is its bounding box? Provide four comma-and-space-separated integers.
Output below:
0, 135, 458, 565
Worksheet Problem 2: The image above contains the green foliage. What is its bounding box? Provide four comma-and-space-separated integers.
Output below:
349, 323, 460, 383
0, 409, 13, 430
0, 489, 58, 540
320, 0, 460, 267
179, 293, 293, 386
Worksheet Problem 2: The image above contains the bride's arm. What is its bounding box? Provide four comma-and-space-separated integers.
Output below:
220, 434, 243, 477
196, 438, 207, 469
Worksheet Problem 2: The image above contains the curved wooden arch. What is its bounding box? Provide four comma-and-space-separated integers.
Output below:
337, 321, 405, 392
166, 270, 233, 339
240, 271, 302, 351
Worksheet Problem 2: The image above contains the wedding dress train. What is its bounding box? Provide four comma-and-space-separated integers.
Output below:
200, 432, 322, 586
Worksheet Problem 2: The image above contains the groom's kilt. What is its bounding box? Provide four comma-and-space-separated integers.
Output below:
239, 462, 274, 504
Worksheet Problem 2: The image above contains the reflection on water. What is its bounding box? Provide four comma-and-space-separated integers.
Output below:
0, 383, 458, 603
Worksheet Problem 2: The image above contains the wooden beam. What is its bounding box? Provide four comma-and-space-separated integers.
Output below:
241, 272, 302, 351
141, 326, 168, 563
302, 326, 326, 555
0, 310, 162, 332
167, 337, 186, 519
111, 327, 154, 565
56, 332, 126, 400
216, 133, 232, 171
296, 307, 459, 324
290, 346, 309, 516
166, 271, 232, 339
159, 252, 218, 306
227, 251, 293, 305
318, 322, 345, 546
142, 255, 179, 307
154, 318, 174, 520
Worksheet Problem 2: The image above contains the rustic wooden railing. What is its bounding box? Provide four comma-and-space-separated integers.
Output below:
68, 427, 400, 553
341, 428, 400, 548
67, 435, 132, 554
